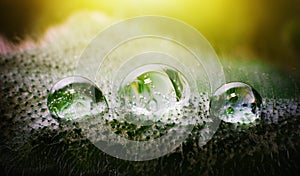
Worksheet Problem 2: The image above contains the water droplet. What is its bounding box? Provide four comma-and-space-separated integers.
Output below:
210, 82, 262, 124
117, 64, 190, 124
47, 76, 108, 122
146, 98, 158, 112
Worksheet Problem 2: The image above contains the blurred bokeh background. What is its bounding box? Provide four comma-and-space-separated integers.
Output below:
0, 0, 299, 76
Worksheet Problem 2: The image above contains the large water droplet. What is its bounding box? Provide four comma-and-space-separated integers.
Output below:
210, 82, 262, 124
47, 76, 108, 122
117, 64, 190, 125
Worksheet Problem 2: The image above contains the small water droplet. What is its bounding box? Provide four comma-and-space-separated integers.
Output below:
47, 76, 108, 122
210, 82, 262, 124
146, 98, 158, 112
